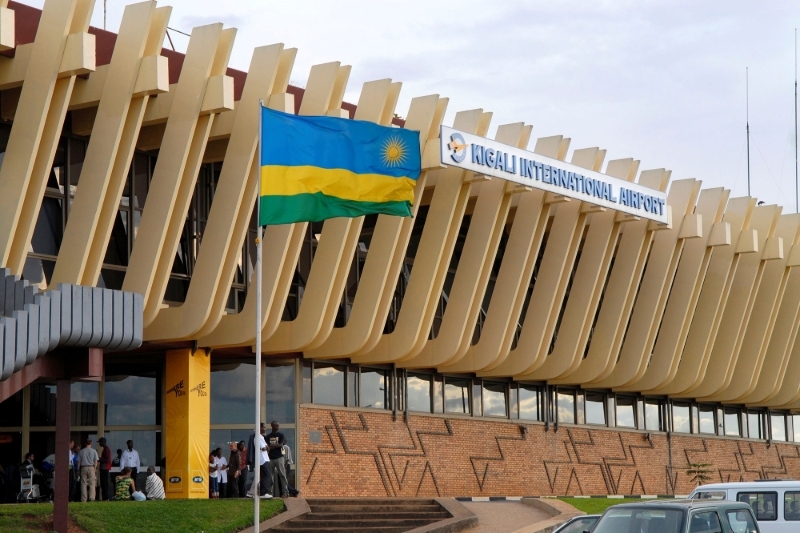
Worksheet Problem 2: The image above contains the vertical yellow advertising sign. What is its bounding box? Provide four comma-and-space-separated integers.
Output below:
165, 348, 210, 499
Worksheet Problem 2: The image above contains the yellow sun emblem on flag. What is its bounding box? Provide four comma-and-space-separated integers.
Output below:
381, 136, 407, 167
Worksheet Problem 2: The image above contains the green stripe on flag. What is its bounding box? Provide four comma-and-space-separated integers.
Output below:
259, 193, 412, 226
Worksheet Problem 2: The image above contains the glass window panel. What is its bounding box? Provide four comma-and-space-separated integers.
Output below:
30, 196, 64, 256
785, 491, 800, 521
360, 368, 389, 409
509, 386, 519, 419
672, 404, 691, 433
727, 509, 758, 532
30, 384, 58, 426
70, 382, 99, 427
133, 153, 150, 209
688, 512, 721, 533
266, 364, 295, 424
736, 492, 778, 521
585, 393, 606, 425
302, 362, 311, 404
699, 406, 716, 434
645, 400, 661, 431
348, 367, 358, 407
725, 409, 741, 437
771, 414, 787, 441
407, 374, 431, 413
482, 382, 507, 418
794, 415, 800, 442
444, 378, 470, 415
22, 257, 56, 291
557, 391, 575, 424
748, 412, 763, 439
0, 390, 23, 426
472, 382, 482, 417
312, 364, 345, 406
433, 377, 444, 414
615, 397, 636, 428
576, 391, 585, 425
102, 430, 160, 468
102, 211, 129, 266
519, 385, 540, 421
105, 375, 157, 426
210, 363, 256, 425
691, 405, 699, 433
97, 268, 125, 291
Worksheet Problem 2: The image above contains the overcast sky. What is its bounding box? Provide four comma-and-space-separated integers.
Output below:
21, 0, 800, 210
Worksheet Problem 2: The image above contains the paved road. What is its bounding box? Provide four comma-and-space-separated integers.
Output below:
461, 501, 552, 533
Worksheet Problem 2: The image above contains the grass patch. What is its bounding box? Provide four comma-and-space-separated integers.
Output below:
0, 499, 285, 533
0, 504, 53, 533
560, 497, 654, 515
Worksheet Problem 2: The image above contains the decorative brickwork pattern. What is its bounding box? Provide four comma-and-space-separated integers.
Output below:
299, 407, 800, 497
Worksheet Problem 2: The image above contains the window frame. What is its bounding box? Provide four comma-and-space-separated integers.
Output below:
736, 491, 779, 521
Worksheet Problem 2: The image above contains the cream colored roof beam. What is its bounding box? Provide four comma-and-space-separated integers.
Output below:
143, 44, 290, 341
352, 109, 489, 364
686, 204, 780, 400
122, 23, 227, 309
704, 211, 795, 403
399, 123, 529, 369
0, 5, 14, 52
551, 169, 669, 384
621, 187, 729, 393
49, 1, 161, 287
523, 158, 638, 381
304, 95, 443, 359
440, 137, 566, 374
0, 0, 92, 271
590, 179, 700, 388
479, 146, 598, 378
661, 197, 755, 396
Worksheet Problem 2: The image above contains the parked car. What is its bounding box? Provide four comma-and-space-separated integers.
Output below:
688, 480, 800, 532
553, 514, 600, 533
590, 499, 759, 533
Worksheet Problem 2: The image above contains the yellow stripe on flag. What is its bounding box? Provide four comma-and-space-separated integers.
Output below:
260, 165, 416, 204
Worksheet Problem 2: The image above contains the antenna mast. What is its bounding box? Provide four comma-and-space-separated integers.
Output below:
747, 67, 751, 197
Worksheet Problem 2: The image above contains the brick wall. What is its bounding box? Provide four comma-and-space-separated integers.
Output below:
298, 406, 800, 497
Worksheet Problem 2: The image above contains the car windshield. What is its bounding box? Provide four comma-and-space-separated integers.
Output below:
593, 508, 684, 533
726, 509, 758, 533
558, 516, 600, 533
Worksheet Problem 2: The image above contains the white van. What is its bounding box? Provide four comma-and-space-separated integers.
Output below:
689, 480, 800, 533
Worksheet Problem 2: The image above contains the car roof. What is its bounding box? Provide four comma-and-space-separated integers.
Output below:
607, 500, 753, 511
692, 480, 800, 490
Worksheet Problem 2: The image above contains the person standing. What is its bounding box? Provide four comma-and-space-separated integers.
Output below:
71, 444, 81, 501
97, 437, 111, 501
144, 466, 165, 500
237, 441, 247, 498
120, 440, 140, 481
266, 421, 288, 498
208, 452, 219, 498
282, 444, 299, 497
215, 448, 228, 498
77, 438, 99, 502
246, 423, 272, 499
227, 442, 240, 498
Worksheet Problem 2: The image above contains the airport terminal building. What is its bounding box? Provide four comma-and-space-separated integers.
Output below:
3, 0, 800, 500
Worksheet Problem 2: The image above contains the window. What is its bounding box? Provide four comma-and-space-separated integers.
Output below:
70, 382, 99, 427
266, 363, 296, 423
672, 403, 691, 433
724, 409, 741, 437
726, 509, 758, 533
407, 374, 432, 413
103, 430, 160, 468
557, 390, 575, 424
691, 490, 726, 500
698, 405, 716, 434
688, 511, 722, 533
592, 508, 684, 533
433, 377, 444, 413
794, 415, 800, 442
585, 393, 606, 425
615, 396, 636, 428
312, 363, 345, 406
360, 368, 390, 409
644, 400, 662, 431
444, 378, 470, 414
482, 382, 507, 417
748, 411, 764, 439
771, 414, 787, 441
785, 491, 800, 520
0, 391, 22, 427
509, 386, 519, 419
737, 492, 778, 521
105, 374, 157, 426
518, 385, 540, 421
211, 363, 255, 424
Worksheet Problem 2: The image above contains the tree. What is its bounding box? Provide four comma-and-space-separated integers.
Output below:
686, 462, 713, 487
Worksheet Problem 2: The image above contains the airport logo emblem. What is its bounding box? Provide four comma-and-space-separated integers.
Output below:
448, 133, 468, 163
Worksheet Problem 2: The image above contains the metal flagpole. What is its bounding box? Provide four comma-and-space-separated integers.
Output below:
253, 99, 264, 531
746, 67, 751, 197
795, 29, 798, 213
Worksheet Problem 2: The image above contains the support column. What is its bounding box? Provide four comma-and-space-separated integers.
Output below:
54, 379, 71, 533
165, 348, 210, 499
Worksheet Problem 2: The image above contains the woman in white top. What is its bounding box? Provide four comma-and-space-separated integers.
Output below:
208, 452, 219, 498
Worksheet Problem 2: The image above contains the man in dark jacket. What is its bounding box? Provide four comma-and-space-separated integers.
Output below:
227, 442, 240, 498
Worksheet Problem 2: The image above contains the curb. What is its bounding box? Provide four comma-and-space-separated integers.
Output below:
455, 494, 688, 501
258, 497, 310, 532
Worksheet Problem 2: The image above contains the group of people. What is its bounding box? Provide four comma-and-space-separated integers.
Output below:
210, 421, 298, 500
68, 438, 164, 502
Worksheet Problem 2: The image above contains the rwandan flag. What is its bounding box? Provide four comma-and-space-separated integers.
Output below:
259, 106, 421, 226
